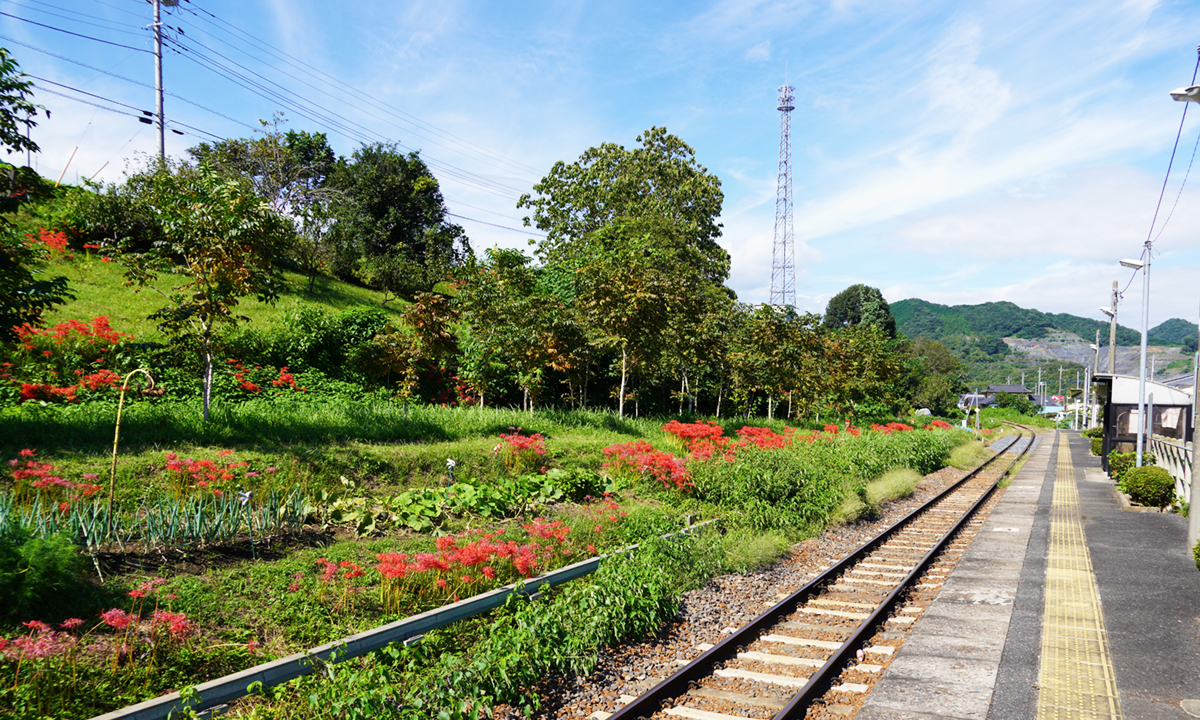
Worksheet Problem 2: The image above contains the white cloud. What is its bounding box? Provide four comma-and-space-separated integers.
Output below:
746, 40, 772, 62
895, 165, 1200, 262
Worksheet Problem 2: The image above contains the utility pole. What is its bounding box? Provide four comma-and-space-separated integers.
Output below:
1107, 280, 1119, 373
153, 0, 166, 160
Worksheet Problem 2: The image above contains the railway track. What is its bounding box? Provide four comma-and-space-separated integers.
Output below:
607, 428, 1034, 720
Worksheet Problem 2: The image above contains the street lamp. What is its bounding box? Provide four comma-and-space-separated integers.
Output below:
1120, 257, 1148, 467
1171, 75, 1200, 548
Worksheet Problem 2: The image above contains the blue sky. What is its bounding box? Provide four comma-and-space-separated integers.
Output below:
5, 0, 1200, 330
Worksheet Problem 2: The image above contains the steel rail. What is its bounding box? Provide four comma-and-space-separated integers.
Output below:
774, 428, 1031, 718
609, 429, 1031, 720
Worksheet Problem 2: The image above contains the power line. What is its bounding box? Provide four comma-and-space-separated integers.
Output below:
8, 0, 149, 38
163, 34, 526, 199
0, 10, 151, 53
446, 212, 546, 236
0, 35, 258, 131
176, 1, 539, 177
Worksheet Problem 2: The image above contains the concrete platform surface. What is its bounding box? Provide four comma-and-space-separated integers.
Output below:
857, 430, 1200, 720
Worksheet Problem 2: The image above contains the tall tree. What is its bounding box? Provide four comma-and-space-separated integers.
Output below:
574, 218, 707, 418
0, 48, 40, 160
0, 49, 70, 339
519, 126, 728, 281
114, 161, 292, 421
823, 284, 897, 337
455, 248, 581, 413
328, 143, 471, 301
188, 117, 339, 291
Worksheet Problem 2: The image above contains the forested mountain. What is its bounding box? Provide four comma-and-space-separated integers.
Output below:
891, 298, 1191, 348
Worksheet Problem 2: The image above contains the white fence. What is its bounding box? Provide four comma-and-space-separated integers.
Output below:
1149, 434, 1192, 500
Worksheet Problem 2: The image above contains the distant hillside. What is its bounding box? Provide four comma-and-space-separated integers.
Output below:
890, 298, 1189, 347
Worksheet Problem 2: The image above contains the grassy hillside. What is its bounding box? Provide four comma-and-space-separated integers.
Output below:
36, 252, 405, 341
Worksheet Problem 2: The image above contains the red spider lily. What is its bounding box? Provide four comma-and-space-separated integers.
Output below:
150, 610, 194, 640
100, 608, 134, 630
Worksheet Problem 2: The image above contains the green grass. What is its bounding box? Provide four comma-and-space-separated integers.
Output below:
949, 441, 992, 469
37, 253, 406, 342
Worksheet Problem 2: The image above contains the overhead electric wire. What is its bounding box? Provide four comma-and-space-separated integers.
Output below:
176, 1, 539, 177
0, 11, 151, 53
167, 36, 525, 201
26, 74, 151, 115
0, 35, 258, 132
1120, 51, 1200, 298
446, 212, 546, 236
7, 1, 150, 38
162, 34, 526, 198
1141, 53, 1200, 248
30, 81, 223, 142
171, 14, 538, 181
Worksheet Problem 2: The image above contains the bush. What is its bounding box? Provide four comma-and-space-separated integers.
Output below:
1108, 452, 1153, 483
1120, 466, 1175, 508
1083, 426, 1104, 439
0, 527, 97, 625
1090, 437, 1103, 456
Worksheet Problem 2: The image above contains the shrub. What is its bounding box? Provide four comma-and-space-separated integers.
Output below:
1108, 452, 1153, 483
1083, 426, 1104, 439
1120, 466, 1175, 508
1090, 437, 1103, 456
0, 527, 96, 625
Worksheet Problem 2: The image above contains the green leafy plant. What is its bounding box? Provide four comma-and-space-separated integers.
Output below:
1108, 452, 1153, 483
1119, 466, 1175, 508
1090, 437, 1103, 456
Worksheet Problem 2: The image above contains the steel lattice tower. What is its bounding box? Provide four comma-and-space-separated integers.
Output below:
770, 84, 796, 307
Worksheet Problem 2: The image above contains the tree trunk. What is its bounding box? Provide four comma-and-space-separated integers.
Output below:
202, 332, 213, 423
479, 390, 484, 409
618, 347, 627, 418
716, 384, 723, 419
678, 373, 685, 415
768, 395, 774, 420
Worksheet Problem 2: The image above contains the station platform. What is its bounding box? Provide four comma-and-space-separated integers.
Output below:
857, 430, 1200, 720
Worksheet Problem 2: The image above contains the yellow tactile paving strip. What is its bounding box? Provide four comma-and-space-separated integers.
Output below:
1037, 431, 1123, 720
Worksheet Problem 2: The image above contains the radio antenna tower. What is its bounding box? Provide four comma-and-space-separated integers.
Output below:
770, 83, 796, 307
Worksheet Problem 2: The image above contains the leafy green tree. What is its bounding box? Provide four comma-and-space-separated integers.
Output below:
904, 337, 966, 415
0, 49, 70, 339
0, 224, 73, 341
189, 117, 340, 291
328, 143, 471, 301
455, 248, 581, 412
823, 284, 897, 337
114, 161, 292, 421
575, 218, 704, 418
0, 48, 41, 159
994, 391, 1038, 416
520, 126, 728, 281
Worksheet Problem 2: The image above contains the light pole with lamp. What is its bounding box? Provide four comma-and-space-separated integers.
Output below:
1120, 257, 1148, 467
1170, 77, 1200, 547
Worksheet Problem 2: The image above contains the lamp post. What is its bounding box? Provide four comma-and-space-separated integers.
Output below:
1120, 256, 1148, 467
1171, 76, 1200, 546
